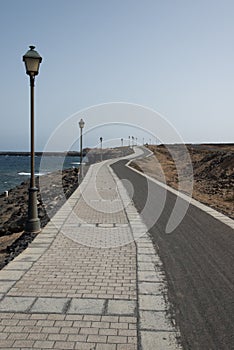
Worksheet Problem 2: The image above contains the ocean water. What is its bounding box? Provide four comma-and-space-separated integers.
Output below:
0, 155, 81, 194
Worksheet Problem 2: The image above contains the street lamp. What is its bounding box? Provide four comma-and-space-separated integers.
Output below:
100, 137, 103, 161
121, 138, 124, 157
128, 136, 130, 147
78, 118, 85, 180
23, 45, 42, 233
132, 136, 134, 148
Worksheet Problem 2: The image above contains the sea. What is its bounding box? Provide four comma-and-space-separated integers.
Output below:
0, 155, 81, 194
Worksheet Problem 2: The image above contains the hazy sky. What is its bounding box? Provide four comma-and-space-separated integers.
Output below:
0, 0, 233, 151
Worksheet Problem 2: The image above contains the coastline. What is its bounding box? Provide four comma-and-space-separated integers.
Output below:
0, 167, 79, 269
0, 150, 88, 156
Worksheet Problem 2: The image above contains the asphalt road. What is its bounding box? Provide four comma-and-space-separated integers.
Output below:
111, 159, 234, 350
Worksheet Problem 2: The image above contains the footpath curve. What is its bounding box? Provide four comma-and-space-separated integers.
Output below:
0, 147, 181, 350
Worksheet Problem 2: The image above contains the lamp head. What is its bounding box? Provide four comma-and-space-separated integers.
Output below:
23, 46, 42, 76
79, 118, 85, 129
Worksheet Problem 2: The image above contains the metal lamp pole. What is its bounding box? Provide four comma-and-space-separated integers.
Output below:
23, 46, 42, 233
100, 137, 103, 161
78, 118, 85, 181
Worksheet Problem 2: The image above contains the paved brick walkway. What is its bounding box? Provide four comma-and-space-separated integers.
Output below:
0, 149, 181, 349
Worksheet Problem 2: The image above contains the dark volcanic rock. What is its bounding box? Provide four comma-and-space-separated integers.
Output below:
0, 167, 79, 269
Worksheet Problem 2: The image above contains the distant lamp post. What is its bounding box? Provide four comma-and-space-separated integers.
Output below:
100, 137, 103, 161
132, 136, 134, 148
23, 45, 42, 233
128, 136, 130, 147
78, 118, 85, 180
121, 138, 124, 156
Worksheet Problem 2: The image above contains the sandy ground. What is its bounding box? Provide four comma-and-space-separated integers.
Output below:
131, 144, 234, 219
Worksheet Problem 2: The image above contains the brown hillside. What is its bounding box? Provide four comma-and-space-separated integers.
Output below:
131, 144, 234, 219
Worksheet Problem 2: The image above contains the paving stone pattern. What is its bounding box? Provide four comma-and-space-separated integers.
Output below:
0, 149, 181, 349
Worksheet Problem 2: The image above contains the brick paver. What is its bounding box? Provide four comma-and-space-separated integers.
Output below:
7, 238, 136, 299
0, 149, 181, 349
0, 313, 137, 348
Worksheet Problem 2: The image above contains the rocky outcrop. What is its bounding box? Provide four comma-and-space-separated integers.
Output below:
0, 168, 79, 268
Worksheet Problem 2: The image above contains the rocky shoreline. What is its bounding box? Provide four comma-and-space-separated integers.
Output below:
0, 168, 79, 269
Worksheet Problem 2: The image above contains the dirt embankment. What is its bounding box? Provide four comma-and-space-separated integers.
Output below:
131, 144, 234, 219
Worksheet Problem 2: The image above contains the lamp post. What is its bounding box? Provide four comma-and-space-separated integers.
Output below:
128, 136, 130, 147
121, 138, 123, 147
100, 137, 103, 161
132, 136, 134, 148
78, 118, 85, 180
23, 46, 42, 233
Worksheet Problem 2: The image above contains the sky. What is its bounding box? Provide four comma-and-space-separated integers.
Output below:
0, 0, 234, 151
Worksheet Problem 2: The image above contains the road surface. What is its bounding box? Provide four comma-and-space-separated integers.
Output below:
111, 159, 234, 350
